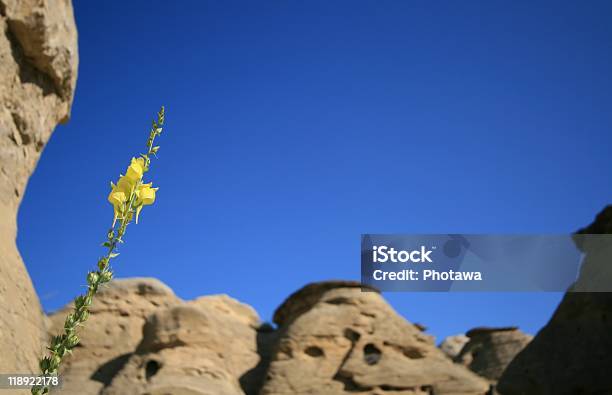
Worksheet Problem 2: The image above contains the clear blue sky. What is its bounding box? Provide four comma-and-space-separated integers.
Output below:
18, 1, 612, 341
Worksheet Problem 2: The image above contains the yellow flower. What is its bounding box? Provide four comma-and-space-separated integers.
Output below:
136, 183, 157, 205
134, 183, 158, 223
108, 186, 127, 227
107, 190, 127, 206
117, 175, 135, 197
108, 173, 141, 226
125, 157, 145, 182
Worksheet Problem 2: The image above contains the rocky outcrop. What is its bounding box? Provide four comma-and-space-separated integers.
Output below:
259, 281, 489, 395
100, 293, 264, 395
497, 206, 612, 395
48, 280, 491, 395
49, 278, 275, 395
0, 0, 77, 378
497, 292, 612, 395
47, 278, 181, 394
439, 334, 469, 360
454, 327, 532, 382
47, 278, 270, 395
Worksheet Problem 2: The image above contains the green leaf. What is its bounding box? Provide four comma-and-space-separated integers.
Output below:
39, 357, 51, 373
74, 295, 86, 308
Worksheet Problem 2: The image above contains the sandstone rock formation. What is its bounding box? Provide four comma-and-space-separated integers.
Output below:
46, 280, 492, 395
100, 293, 264, 395
497, 206, 612, 395
259, 281, 489, 395
47, 278, 181, 394
439, 334, 469, 360
454, 327, 531, 382
46, 277, 271, 395
0, 0, 77, 378
497, 292, 612, 395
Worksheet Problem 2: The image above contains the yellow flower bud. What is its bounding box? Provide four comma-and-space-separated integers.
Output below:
125, 157, 145, 182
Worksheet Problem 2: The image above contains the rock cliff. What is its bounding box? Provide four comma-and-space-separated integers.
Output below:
497, 206, 612, 395
0, 0, 77, 379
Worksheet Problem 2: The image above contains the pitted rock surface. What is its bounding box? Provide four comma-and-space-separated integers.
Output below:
260, 282, 489, 395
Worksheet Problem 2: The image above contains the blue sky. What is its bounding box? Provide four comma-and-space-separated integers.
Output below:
18, 1, 612, 341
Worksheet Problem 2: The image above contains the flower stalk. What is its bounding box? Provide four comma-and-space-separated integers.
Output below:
32, 107, 166, 395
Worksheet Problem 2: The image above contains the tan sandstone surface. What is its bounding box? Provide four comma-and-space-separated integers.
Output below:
41, 280, 494, 395
0, 0, 78, 381
99, 292, 264, 395
259, 281, 489, 395
454, 327, 532, 383
47, 278, 182, 394
438, 334, 469, 360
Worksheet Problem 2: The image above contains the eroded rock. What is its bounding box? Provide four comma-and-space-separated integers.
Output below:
260, 281, 489, 395
100, 293, 262, 395
0, 0, 77, 381
454, 327, 532, 382
439, 334, 469, 360
47, 278, 181, 394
